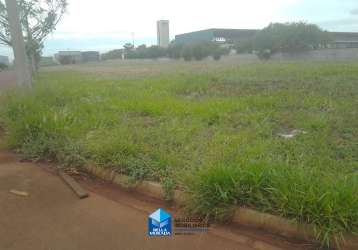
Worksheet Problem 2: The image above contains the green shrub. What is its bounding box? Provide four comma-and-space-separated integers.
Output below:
253, 22, 333, 60
192, 43, 211, 61
185, 164, 358, 248
212, 49, 223, 61
182, 46, 193, 61
234, 39, 254, 54
101, 49, 124, 60
257, 49, 272, 60
168, 43, 183, 59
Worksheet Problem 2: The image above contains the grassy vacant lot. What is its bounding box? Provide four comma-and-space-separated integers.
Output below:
0, 61, 357, 247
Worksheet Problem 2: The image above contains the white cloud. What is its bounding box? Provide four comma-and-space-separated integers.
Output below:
54, 0, 301, 39
48, 31, 135, 40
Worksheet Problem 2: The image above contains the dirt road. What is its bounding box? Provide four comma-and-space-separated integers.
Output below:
0, 151, 312, 250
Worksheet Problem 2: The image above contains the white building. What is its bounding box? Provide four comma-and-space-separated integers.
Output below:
157, 20, 170, 48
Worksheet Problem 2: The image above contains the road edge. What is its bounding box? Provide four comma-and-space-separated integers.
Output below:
83, 164, 357, 250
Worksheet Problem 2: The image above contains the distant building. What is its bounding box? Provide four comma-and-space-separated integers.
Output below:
331, 32, 358, 48
54, 51, 100, 64
175, 29, 258, 45
157, 20, 170, 48
175, 28, 358, 49
81, 51, 100, 62
0, 55, 9, 65
55, 51, 82, 64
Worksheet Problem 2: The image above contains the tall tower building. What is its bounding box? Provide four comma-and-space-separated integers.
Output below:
157, 20, 170, 48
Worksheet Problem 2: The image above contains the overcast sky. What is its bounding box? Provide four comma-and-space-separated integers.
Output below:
1, 0, 358, 57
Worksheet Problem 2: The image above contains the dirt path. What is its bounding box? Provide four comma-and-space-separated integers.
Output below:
0, 151, 313, 250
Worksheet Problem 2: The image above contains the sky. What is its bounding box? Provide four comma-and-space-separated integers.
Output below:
1, 0, 358, 58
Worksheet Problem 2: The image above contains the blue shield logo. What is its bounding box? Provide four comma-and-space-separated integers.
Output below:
148, 208, 172, 236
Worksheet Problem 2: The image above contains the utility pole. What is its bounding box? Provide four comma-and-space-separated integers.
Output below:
5, 0, 32, 87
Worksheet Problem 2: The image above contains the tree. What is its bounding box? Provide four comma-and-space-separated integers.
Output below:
145, 45, 167, 59
253, 22, 332, 59
101, 49, 124, 61
123, 43, 134, 51
211, 45, 229, 61
123, 43, 135, 58
182, 46, 193, 61
212, 49, 223, 61
168, 43, 183, 59
234, 39, 253, 54
135, 44, 147, 58
192, 42, 212, 60
5, 0, 31, 86
0, 0, 67, 72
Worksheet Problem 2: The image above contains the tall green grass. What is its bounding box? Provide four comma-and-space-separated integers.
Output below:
185, 164, 358, 248
0, 62, 357, 248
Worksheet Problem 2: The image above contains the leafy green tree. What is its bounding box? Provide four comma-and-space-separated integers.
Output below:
124, 44, 167, 59
168, 43, 183, 59
192, 42, 212, 60
211, 45, 229, 61
234, 39, 253, 54
135, 44, 147, 58
178, 42, 228, 62
254, 22, 332, 59
0, 0, 67, 72
145, 45, 167, 59
137, 44, 147, 50
182, 46, 193, 61
101, 49, 124, 60
212, 49, 223, 61
123, 43, 135, 58
123, 43, 134, 51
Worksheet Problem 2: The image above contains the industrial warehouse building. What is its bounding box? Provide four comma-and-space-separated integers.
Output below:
81, 51, 100, 62
175, 28, 358, 49
331, 32, 358, 48
55, 51, 82, 64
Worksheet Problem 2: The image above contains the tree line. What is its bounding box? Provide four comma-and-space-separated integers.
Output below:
234, 22, 333, 59
102, 22, 332, 62
101, 41, 230, 61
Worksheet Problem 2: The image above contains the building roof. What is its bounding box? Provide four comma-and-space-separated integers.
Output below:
175, 28, 259, 44
82, 51, 100, 54
176, 28, 258, 37
175, 28, 358, 44
211, 28, 258, 36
